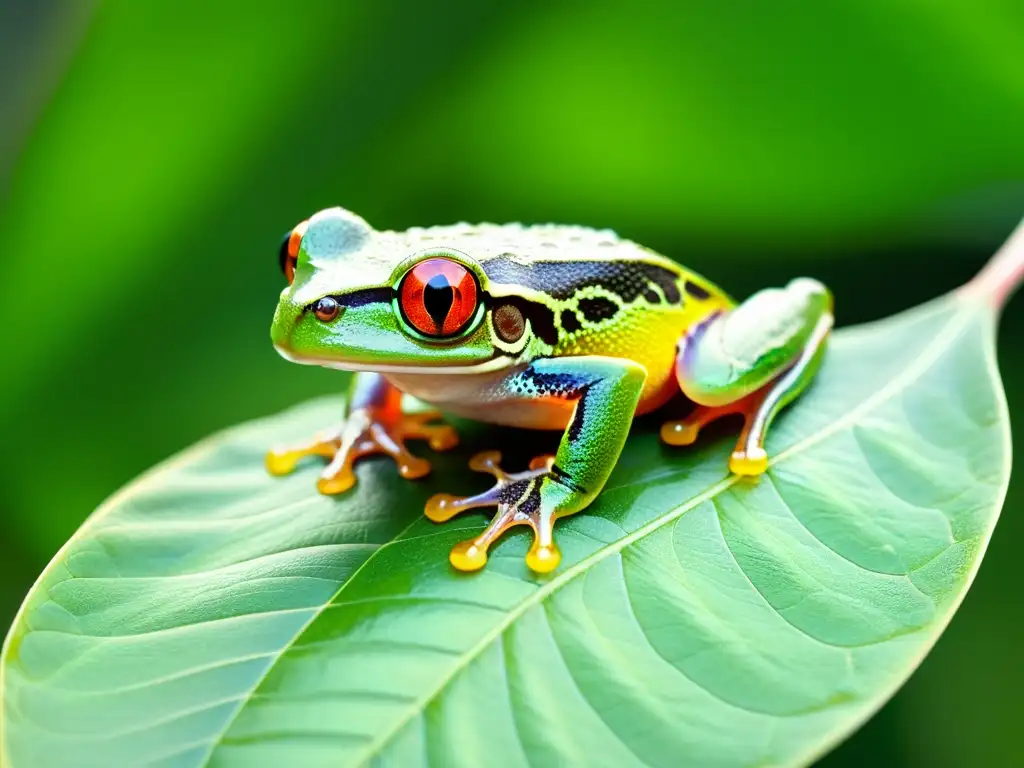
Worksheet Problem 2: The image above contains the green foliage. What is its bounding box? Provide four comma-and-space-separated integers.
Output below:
1, 287, 1010, 766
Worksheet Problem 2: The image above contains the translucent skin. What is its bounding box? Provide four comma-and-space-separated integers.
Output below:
268, 207, 834, 573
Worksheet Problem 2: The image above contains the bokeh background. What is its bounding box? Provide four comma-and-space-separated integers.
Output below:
2, 1, 1022, 764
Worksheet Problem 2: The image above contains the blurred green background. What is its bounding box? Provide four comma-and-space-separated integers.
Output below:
2, 1, 1022, 764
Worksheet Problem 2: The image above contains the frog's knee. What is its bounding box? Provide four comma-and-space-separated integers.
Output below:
675, 278, 833, 406
785, 280, 833, 326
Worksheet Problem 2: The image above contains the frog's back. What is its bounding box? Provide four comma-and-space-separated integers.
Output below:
381, 220, 730, 313
384, 221, 732, 410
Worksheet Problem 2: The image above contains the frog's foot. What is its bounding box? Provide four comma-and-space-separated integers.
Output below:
661, 316, 829, 479
660, 399, 750, 448
663, 281, 832, 479
660, 392, 769, 475
425, 451, 563, 574
266, 409, 459, 495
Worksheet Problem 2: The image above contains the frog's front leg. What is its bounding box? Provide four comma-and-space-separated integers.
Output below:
425, 356, 646, 574
266, 372, 458, 494
661, 278, 833, 475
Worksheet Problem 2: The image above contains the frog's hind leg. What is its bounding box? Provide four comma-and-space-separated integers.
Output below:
661, 278, 833, 477
660, 392, 761, 450
726, 314, 830, 475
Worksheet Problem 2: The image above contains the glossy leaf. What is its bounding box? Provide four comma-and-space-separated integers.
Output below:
0, 281, 1011, 767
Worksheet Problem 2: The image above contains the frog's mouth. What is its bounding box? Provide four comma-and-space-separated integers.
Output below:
273, 342, 516, 376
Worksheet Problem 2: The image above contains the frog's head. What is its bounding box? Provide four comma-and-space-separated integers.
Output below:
271, 207, 518, 374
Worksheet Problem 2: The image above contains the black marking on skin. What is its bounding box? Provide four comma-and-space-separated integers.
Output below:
485, 256, 684, 304
643, 265, 681, 303
514, 367, 594, 441
643, 288, 660, 303
550, 464, 588, 495
509, 366, 593, 403
519, 369, 590, 399
511, 366, 596, 487
560, 309, 582, 333
519, 483, 542, 517
423, 274, 454, 331
567, 384, 592, 442
527, 303, 558, 346
304, 286, 391, 313
684, 281, 711, 300
578, 296, 618, 323
499, 478, 534, 506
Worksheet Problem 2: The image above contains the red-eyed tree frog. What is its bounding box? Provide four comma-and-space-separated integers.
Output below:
267, 208, 833, 574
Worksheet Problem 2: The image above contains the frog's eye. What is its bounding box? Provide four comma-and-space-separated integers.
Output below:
278, 222, 306, 284
398, 258, 479, 338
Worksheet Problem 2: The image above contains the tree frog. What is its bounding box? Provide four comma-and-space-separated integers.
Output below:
267, 207, 833, 573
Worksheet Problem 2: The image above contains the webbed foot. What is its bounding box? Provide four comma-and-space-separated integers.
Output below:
425, 451, 563, 574
267, 409, 458, 494
660, 394, 769, 476
661, 304, 832, 477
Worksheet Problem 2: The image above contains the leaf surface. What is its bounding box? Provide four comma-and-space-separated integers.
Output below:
0, 293, 1011, 768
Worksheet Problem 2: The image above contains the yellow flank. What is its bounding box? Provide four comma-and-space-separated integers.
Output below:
555, 293, 729, 412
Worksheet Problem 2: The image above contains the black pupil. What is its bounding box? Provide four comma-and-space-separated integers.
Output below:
317, 298, 337, 315
423, 273, 454, 332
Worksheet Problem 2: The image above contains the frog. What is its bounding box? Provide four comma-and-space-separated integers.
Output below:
266, 207, 833, 574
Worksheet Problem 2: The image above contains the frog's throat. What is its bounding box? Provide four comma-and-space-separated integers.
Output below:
273, 343, 517, 376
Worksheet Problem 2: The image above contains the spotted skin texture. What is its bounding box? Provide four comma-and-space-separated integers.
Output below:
268, 207, 834, 572
684, 280, 711, 300
484, 255, 687, 304
560, 309, 582, 334
578, 296, 619, 323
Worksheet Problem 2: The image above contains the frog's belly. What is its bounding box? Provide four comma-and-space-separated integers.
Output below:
384, 369, 573, 430
436, 398, 573, 430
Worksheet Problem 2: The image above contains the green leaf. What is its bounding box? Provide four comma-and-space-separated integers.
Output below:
2, 287, 1011, 767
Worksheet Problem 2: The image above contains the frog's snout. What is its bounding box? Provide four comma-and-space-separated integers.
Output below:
271, 294, 349, 362
270, 297, 303, 354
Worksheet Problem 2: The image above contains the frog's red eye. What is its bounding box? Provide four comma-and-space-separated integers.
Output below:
398, 258, 479, 338
278, 221, 307, 284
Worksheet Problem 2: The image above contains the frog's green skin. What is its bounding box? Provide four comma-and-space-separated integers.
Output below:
268, 207, 833, 573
